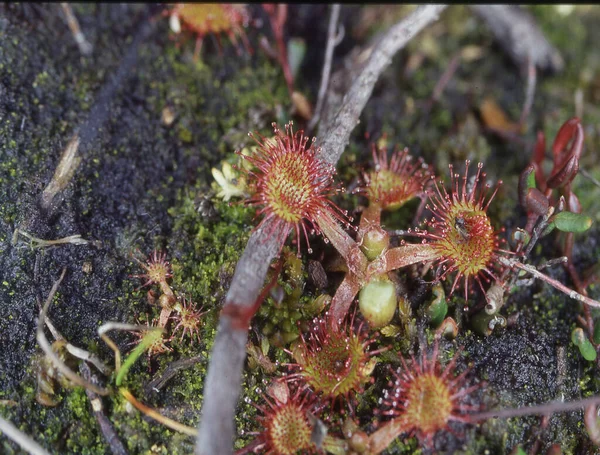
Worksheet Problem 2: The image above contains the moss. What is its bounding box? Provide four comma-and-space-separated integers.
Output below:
167, 188, 253, 311
62, 389, 105, 455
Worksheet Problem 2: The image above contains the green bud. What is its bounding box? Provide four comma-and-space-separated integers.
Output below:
511, 228, 531, 246
260, 336, 270, 356
282, 331, 300, 344
358, 277, 397, 329
572, 327, 597, 361
282, 319, 293, 334
305, 294, 331, 316
262, 321, 274, 335
360, 226, 390, 261
426, 284, 447, 327
552, 211, 593, 233
470, 311, 506, 337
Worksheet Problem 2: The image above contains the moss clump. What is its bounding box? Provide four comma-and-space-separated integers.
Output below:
168, 189, 253, 313
256, 247, 318, 346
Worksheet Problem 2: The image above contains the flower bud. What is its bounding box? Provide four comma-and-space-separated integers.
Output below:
358, 277, 396, 328
360, 225, 390, 261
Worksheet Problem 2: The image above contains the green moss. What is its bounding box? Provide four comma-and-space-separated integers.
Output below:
168, 188, 252, 312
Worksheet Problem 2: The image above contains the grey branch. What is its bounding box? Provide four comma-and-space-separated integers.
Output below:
0, 415, 50, 455
317, 5, 447, 165
469, 5, 564, 73
196, 224, 284, 454
195, 5, 447, 454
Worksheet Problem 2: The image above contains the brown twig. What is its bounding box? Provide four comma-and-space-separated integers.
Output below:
145, 355, 204, 395
470, 394, 600, 422
195, 222, 285, 454
518, 55, 537, 128
120, 388, 197, 437
60, 3, 93, 56
426, 51, 461, 110
80, 363, 127, 455
36, 268, 111, 396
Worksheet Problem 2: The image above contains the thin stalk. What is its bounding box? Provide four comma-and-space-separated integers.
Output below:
499, 257, 600, 309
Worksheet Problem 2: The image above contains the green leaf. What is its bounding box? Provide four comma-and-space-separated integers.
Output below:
553, 211, 593, 233
541, 221, 556, 237
526, 170, 536, 189
287, 38, 306, 80
578, 341, 597, 362
116, 328, 163, 386
426, 284, 447, 327
572, 328, 597, 362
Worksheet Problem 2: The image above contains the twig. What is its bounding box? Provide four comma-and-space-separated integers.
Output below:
0, 415, 50, 455
470, 394, 600, 422
145, 355, 204, 395
307, 4, 341, 133
469, 5, 564, 73
60, 3, 93, 56
60, 2, 94, 55
196, 222, 284, 454
195, 6, 447, 455
98, 321, 158, 373
499, 257, 600, 309
80, 363, 127, 455
36, 268, 110, 396
317, 5, 447, 165
518, 54, 537, 128
13, 228, 89, 248
523, 206, 554, 258
40, 134, 82, 210
120, 388, 197, 437
580, 168, 600, 189
428, 51, 461, 107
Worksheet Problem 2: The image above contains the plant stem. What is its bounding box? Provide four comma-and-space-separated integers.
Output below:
470, 394, 600, 422
308, 4, 341, 133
